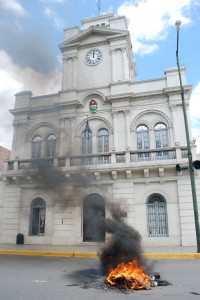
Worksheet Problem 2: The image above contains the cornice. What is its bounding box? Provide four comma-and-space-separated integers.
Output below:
10, 104, 59, 116
107, 92, 134, 102
163, 85, 192, 97
9, 107, 30, 116
59, 28, 128, 52
55, 100, 80, 108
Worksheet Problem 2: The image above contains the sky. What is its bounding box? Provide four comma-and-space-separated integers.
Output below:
0, 0, 200, 153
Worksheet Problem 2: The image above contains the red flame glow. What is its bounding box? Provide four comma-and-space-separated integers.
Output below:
106, 259, 152, 290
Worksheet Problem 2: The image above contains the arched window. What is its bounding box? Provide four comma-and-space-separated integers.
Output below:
80, 124, 92, 165
30, 198, 46, 236
154, 123, 169, 159
97, 128, 110, 164
136, 125, 150, 161
97, 128, 109, 152
147, 194, 168, 237
154, 123, 168, 148
81, 130, 92, 154
32, 136, 42, 158
45, 134, 56, 157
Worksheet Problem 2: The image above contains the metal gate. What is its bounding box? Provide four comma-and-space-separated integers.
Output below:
147, 196, 168, 237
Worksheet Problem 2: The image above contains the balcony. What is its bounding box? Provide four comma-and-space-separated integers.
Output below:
3, 147, 187, 174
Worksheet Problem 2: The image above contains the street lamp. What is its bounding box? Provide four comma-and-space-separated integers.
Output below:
175, 20, 200, 252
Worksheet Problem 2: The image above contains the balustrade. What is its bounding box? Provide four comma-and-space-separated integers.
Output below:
3, 147, 190, 172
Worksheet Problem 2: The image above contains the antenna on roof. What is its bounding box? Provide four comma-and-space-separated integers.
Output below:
96, 0, 101, 15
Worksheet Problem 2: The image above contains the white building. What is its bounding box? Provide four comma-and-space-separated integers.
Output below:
0, 13, 199, 247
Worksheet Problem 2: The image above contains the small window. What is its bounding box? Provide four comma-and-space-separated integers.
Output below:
32, 136, 42, 158
154, 123, 169, 148
46, 134, 56, 157
97, 128, 109, 153
30, 198, 46, 236
147, 194, 169, 237
136, 125, 150, 161
97, 128, 110, 164
136, 125, 150, 149
81, 130, 92, 154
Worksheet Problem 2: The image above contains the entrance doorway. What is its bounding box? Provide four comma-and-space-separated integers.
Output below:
30, 198, 46, 236
83, 194, 105, 242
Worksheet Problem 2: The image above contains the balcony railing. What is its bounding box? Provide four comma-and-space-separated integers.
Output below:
130, 148, 176, 162
3, 147, 188, 172
70, 153, 111, 166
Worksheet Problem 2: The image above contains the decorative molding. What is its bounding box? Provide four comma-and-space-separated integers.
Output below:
75, 115, 112, 137
159, 168, 165, 177
130, 109, 172, 131
126, 170, 132, 179
94, 172, 101, 180
169, 104, 176, 111
111, 170, 117, 180
144, 169, 149, 178
124, 109, 130, 116
82, 90, 106, 106
111, 111, 118, 117
26, 122, 58, 142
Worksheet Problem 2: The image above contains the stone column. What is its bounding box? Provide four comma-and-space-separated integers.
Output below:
70, 117, 76, 155
112, 111, 118, 150
62, 56, 68, 90
124, 109, 131, 150
110, 50, 116, 82
67, 57, 73, 88
122, 48, 129, 81
72, 55, 78, 89
11, 123, 19, 159
170, 104, 179, 145
59, 118, 65, 156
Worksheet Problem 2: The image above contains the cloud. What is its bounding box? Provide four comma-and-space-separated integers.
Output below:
190, 82, 200, 119
40, 0, 64, 3
190, 82, 200, 153
0, 50, 61, 149
117, 0, 195, 55
0, 0, 27, 16
43, 7, 65, 29
1, 23, 59, 74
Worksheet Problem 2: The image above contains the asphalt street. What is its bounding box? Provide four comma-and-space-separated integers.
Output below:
0, 255, 200, 300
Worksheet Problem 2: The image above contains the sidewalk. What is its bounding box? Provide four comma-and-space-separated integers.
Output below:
0, 243, 200, 258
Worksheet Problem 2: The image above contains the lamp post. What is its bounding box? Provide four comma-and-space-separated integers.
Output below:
175, 20, 200, 252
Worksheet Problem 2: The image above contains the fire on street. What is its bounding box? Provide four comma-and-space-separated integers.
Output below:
0, 255, 200, 300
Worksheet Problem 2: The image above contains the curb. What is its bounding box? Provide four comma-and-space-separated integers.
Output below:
0, 250, 97, 258
143, 253, 200, 259
0, 249, 200, 259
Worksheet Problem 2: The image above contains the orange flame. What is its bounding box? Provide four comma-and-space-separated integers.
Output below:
106, 259, 152, 290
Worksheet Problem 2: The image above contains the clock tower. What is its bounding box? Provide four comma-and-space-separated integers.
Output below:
59, 13, 137, 93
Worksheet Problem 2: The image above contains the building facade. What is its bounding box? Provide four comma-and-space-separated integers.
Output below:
0, 146, 10, 170
0, 13, 199, 247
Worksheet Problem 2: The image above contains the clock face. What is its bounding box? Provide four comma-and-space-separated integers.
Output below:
85, 49, 102, 65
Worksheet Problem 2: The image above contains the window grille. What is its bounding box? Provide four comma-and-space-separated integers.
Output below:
147, 194, 168, 237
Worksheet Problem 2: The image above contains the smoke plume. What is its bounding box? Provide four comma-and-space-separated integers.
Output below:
99, 205, 145, 275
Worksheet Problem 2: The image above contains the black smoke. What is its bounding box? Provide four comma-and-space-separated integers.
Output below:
33, 160, 90, 188
99, 205, 145, 275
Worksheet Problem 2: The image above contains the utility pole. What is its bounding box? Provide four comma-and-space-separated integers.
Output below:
175, 20, 200, 252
